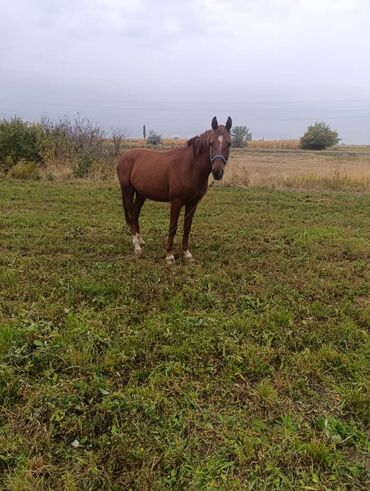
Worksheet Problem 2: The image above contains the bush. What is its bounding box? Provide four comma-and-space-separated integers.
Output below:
0, 115, 128, 180
40, 115, 105, 157
0, 117, 42, 166
300, 122, 340, 150
146, 130, 162, 146
74, 151, 95, 178
231, 126, 252, 148
0, 155, 15, 173
38, 115, 109, 178
8, 161, 40, 180
0, 115, 117, 180
111, 128, 127, 156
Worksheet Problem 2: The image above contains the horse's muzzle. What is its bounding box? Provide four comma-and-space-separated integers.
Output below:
212, 169, 224, 180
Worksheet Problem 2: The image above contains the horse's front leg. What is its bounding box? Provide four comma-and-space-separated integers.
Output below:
166, 200, 182, 264
182, 201, 198, 263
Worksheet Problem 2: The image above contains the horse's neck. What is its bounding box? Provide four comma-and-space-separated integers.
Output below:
191, 146, 211, 179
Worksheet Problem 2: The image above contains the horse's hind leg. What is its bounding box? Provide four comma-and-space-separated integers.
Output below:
120, 185, 142, 255
166, 200, 182, 264
133, 192, 146, 246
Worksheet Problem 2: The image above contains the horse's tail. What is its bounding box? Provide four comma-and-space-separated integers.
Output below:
117, 151, 136, 226
120, 185, 130, 225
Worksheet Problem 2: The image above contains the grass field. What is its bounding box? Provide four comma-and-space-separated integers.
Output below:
0, 181, 369, 490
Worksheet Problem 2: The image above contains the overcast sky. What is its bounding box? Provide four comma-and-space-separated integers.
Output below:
1, 0, 370, 142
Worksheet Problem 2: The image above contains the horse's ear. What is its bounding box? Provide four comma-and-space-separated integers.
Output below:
225, 116, 232, 132
211, 116, 218, 130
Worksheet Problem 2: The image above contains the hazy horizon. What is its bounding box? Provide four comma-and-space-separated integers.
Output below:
1, 0, 370, 143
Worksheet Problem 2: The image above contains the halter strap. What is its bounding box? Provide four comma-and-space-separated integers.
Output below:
209, 149, 228, 166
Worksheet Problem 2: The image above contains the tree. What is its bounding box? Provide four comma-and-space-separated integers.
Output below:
231, 126, 252, 148
146, 130, 162, 146
300, 122, 340, 150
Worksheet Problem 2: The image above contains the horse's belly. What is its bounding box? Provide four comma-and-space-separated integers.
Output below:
131, 164, 170, 201
137, 187, 170, 202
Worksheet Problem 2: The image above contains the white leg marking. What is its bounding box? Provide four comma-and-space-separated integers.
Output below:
218, 135, 223, 152
166, 253, 175, 264
132, 233, 142, 254
138, 233, 145, 245
183, 250, 194, 263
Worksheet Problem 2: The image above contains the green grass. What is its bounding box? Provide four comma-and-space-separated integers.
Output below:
0, 181, 369, 490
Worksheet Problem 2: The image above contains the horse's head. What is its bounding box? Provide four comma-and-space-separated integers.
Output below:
209, 116, 232, 180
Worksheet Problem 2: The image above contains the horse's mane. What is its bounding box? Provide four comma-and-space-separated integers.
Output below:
186, 129, 212, 158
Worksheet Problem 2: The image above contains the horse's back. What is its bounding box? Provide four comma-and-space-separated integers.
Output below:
117, 148, 175, 174
117, 148, 180, 201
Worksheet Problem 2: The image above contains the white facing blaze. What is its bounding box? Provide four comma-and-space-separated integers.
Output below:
218, 135, 223, 152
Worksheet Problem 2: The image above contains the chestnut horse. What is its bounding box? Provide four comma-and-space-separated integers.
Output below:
116, 116, 232, 263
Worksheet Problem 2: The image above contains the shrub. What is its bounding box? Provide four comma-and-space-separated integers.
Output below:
0, 155, 15, 173
0, 117, 42, 166
8, 161, 40, 180
146, 130, 162, 146
300, 122, 340, 150
40, 115, 105, 156
111, 128, 127, 156
39, 115, 108, 178
231, 125, 252, 148
74, 151, 95, 178
0, 115, 115, 180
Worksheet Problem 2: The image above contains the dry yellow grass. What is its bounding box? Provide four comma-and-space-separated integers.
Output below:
41, 158, 74, 180
223, 148, 370, 190
249, 139, 300, 150
125, 137, 187, 148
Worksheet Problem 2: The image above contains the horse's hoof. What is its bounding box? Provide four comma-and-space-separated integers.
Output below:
134, 247, 142, 256
182, 251, 194, 264
133, 234, 143, 254
165, 254, 175, 265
